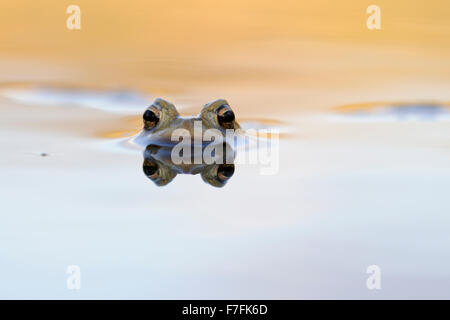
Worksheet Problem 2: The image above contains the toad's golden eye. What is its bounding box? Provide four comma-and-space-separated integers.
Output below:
217, 105, 235, 129
143, 107, 160, 130
143, 160, 159, 179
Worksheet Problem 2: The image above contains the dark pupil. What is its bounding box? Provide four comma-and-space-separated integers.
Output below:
218, 109, 235, 126
217, 164, 235, 179
143, 110, 158, 122
143, 162, 158, 176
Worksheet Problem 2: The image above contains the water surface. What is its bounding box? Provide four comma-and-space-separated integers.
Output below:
1, 0, 450, 299
1, 86, 449, 298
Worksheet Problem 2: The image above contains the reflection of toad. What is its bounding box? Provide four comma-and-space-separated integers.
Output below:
134, 98, 241, 146
143, 143, 235, 187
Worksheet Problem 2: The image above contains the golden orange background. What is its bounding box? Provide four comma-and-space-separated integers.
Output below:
1, 0, 449, 116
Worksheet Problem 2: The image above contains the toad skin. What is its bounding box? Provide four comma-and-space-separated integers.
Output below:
134, 98, 240, 147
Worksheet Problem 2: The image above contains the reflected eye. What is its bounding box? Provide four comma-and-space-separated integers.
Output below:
143, 161, 159, 179
217, 105, 235, 129
217, 164, 235, 181
143, 107, 160, 129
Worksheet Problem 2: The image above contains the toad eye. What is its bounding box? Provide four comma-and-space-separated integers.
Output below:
143, 107, 160, 130
217, 164, 235, 182
143, 160, 159, 179
217, 105, 235, 129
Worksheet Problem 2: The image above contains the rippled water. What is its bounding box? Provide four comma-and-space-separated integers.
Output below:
1, 85, 449, 298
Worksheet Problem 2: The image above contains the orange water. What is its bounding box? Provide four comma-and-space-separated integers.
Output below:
1, 0, 450, 299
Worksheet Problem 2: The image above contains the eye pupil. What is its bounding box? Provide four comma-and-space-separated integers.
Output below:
143, 109, 158, 122
143, 108, 160, 130
217, 108, 235, 127
222, 110, 235, 122
143, 162, 159, 176
217, 164, 235, 180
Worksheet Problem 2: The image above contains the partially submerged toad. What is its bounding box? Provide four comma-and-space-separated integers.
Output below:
136, 98, 240, 187
134, 98, 240, 146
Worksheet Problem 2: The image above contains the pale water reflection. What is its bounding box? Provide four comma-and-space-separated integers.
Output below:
143, 143, 236, 187
1, 86, 449, 298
